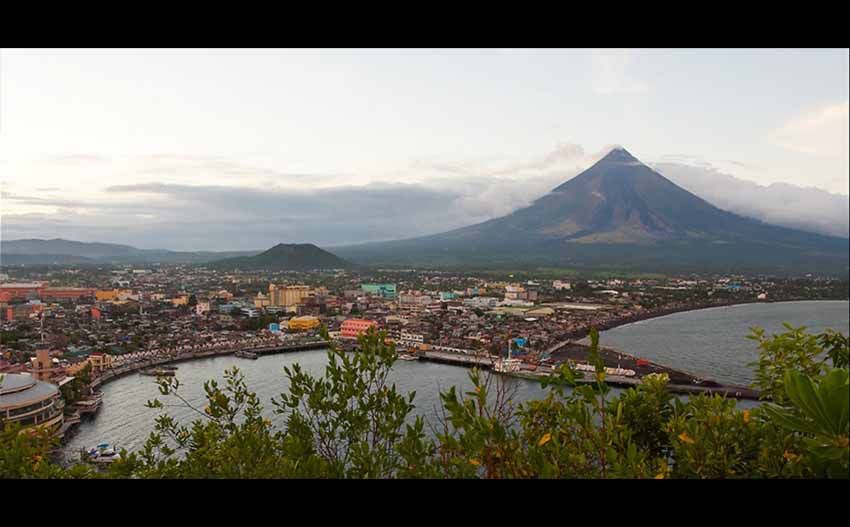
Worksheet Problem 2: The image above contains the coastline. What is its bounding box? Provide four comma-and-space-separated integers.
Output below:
569, 298, 848, 341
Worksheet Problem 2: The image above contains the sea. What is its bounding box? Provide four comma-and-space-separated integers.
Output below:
60, 300, 846, 465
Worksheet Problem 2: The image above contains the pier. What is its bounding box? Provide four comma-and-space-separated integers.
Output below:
416, 347, 761, 400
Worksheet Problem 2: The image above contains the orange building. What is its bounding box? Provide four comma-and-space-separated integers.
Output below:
42, 287, 96, 301
0, 282, 94, 302
340, 319, 378, 338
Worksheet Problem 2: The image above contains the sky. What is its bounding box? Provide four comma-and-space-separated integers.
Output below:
1, 48, 848, 250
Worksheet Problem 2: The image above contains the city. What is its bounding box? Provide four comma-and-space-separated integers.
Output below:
2, 262, 847, 445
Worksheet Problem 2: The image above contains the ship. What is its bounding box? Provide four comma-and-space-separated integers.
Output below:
493, 340, 523, 373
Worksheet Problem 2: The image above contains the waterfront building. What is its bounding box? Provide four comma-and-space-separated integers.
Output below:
0, 373, 65, 432
360, 283, 397, 299
87, 352, 113, 375
340, 318, 378, 338
289, 316, 320, 331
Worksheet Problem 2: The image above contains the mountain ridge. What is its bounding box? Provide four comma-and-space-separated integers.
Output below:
0, 238, 260, 265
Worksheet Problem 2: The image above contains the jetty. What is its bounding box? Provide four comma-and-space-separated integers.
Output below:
415, 347, 761, 400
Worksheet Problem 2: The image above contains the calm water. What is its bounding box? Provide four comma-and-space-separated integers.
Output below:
61, 351, 558, 465
599, 300, 849, 386
60, 301, 835, 464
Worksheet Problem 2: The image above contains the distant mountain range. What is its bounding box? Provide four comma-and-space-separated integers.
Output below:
333, 148, 849, 274
209, 243, 353, 271
0, 238, 259, 265
3, 148, 847, 274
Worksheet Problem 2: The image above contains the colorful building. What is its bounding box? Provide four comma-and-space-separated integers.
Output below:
360, 283, 397, 299
288, 316, 320, 331
340, 318, 378, 338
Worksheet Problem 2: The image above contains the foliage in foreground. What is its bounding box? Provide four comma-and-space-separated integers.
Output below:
1, 325, 848, 479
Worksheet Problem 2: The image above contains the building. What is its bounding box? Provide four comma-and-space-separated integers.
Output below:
171, 295, 189, 306
0, 373, 65, 432
360, 284, 397, 299
4, 302, 43, 321
340, 318, 378, 338
553, 280, 572, 290
254, 292, 271, 308
289, 316, 320, 331
87, 352, 114, 375
41, 287, 96, 302
504, 285, 526, 300
195, 301, 211, 316
268, 284, 313, 307
30, 343, 64, 382
0, 282, 47, 302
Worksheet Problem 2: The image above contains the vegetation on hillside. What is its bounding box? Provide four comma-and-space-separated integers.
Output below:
2, 325, 847, 479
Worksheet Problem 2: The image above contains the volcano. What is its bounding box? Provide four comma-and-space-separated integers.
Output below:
335, 148, 849, 273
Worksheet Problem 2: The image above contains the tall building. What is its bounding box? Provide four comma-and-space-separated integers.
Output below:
30, 343, 64, 382
268, 284, 313, 307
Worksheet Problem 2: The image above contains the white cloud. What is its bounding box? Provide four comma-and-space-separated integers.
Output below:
771, 100, 849, 159
590, 50, 649, 95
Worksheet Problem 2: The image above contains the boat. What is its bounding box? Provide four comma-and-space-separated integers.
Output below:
493, 339, 523, 373
397, 353, 419, 361
235, 350, 258, 359
81, 442, 121, 464
493, 358, 523, 373
159, 365, 178, 371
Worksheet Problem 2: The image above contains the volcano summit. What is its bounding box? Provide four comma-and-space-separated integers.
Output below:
335, 148, 849, 273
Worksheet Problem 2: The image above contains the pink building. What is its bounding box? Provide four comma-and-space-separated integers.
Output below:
340, 318, 378, 338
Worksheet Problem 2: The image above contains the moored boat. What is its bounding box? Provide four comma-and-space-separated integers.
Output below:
397, 353, 419, 361
81, 442, 121, 464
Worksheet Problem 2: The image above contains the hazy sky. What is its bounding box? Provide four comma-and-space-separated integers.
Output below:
1, 49, 848, 250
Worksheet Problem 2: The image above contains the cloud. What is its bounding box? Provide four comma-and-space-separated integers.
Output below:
4, 144, 847, 251
653, 162, 849, 239
770, 100, 849, 159
590, 50, 649, 95
3, 182, 487, 250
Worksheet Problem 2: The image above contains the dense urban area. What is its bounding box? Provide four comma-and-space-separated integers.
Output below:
1, 261, 847, 449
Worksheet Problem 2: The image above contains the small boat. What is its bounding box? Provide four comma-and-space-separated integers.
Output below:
397, 354, 419, 361
81, 442, 121, 464
159, 365, 178, 371
235, 350, 258, 360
